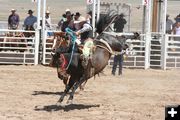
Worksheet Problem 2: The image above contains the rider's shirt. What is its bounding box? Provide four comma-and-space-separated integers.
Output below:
77, 23, 93, 43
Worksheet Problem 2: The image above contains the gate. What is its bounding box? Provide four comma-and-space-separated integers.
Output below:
42, 30, 62, 65
149, 33, 163, 69
162, 34, 180, 69
0, 29, 38, 65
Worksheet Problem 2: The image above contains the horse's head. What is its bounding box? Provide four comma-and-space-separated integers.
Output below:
50, 32, 70, 67
51, 32, 68, 53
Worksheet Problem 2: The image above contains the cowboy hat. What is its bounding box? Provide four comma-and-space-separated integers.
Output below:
75, 12, 81, 16
46, 10, 50, 14
28, 9, 33, 14
11, 9, 16, 12
65, 9, 70, 12
74, 17, 86, 24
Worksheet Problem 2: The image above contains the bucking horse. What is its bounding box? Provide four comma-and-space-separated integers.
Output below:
49, 10, 140, 104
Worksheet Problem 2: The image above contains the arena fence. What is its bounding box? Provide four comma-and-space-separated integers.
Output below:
0, 29, 38, 65
163, 34, 180, 69
0, 28, 179, 70
108, 33, 146, 69
144, 33, 180, 70
108, 32, 180, 70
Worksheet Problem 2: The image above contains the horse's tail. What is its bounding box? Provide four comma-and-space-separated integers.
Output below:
96, 10, 118, 34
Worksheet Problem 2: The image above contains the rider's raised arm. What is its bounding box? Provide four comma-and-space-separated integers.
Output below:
76, 23, 92, 35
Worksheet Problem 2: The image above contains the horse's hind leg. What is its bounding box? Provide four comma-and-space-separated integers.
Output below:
57, 76, 75, 103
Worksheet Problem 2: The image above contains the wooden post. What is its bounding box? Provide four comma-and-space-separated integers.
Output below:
152, 0, 158, 32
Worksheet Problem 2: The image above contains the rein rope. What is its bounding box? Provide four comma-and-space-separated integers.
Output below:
65, 28, 76, 70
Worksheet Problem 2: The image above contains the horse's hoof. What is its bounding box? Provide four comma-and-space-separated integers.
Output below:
57, 98, 63, 104
80, 87, 84, 91
56, 101, 61, 106
56, 102, 66, 108
66, 99, 73, 105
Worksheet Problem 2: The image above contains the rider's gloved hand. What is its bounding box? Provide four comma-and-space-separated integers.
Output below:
75, 31, 80, 36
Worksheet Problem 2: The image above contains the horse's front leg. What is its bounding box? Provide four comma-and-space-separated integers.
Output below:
57, 85, 70, 103
67, 76, 86, 104
57, 77, 75, 103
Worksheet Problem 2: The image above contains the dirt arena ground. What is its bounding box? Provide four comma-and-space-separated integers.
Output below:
0, 65, 180, 120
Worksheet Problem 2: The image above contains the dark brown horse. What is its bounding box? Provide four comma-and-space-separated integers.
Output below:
49, 11, 140, 104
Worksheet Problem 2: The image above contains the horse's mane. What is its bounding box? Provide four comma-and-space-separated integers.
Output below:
96, 10, 118, 34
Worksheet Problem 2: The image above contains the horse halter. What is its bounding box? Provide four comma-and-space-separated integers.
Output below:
51, 32, 68, 54
56, 53, 69, 81
59, 54, 67, 70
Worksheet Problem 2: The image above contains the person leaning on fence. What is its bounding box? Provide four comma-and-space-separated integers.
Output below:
24, 10, 37, 31
8, 9, 20, 30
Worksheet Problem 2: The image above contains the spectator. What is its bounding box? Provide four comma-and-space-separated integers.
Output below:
113, 13, 127, 32
175, 14, 180, 23
166, 14, 174, 34
8, 9, 20, 30
57, 14, 66, 30
45, 10, 52, 30
86, 11, 92, 24
112, 45, 128, 76
112, 54, 123, 76
65, 9, 71, 14
45, 10, 53, 36
61, 12, 74, 32
24, 10, 37, 31
173, 21, 180, 40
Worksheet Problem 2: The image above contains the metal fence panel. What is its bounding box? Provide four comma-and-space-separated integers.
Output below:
0, 29, 37, 65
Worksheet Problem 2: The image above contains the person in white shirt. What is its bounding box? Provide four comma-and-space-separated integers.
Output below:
173, 22, 180, 40
45, 10, 52, 30
45, 10, 53, 36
